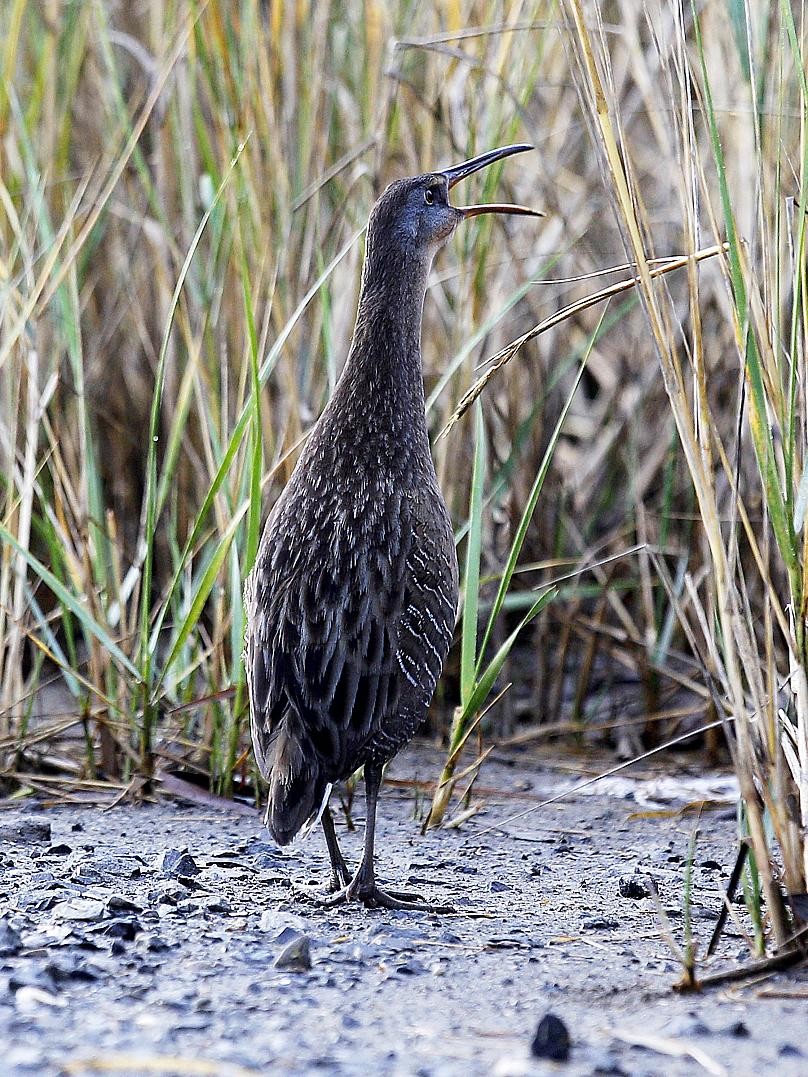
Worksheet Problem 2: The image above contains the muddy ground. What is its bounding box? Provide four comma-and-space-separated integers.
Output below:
1, 744, 806, 1077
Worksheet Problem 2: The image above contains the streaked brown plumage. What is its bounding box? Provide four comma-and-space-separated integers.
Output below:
244, 144, 539, 908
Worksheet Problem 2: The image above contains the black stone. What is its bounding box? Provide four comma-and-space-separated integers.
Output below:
144, 934, 175, 953
46, 843, 73, 856
531, 1012, 571, 1061
395, 959, 427, 976
618, 875, 650, 900
160, 849, 201, 877
107, 895, 143, 914
101, 918, 141, 941
726, 1020, 750, 1038
46, 956, 102, 983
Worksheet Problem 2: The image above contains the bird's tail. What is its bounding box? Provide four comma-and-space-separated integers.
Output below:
264, 722, 328, 846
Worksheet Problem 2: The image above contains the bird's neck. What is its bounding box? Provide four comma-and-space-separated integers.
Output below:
337, 247, 433, 430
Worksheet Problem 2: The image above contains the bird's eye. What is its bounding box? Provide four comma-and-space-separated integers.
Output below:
424, 188, 434, 205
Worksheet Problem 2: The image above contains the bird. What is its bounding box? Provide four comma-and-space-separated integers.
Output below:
244, 143, 540, 909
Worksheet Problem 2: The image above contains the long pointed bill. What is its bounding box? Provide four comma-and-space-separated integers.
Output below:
440, 143, 542, 218
458, 203, 544, 219
441, 143, 534, 189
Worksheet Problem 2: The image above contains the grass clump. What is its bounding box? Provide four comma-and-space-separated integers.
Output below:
555, 0, 808, 955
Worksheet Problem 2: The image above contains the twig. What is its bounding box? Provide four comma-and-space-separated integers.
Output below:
706, 839, 750, 956
441, 243, 729, 436
679, 935, 808, 991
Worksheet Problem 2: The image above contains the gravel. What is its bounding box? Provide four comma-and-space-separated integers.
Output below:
1, 745, 806, 1077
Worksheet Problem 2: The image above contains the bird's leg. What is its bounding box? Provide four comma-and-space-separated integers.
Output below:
344, 762, 384, 898
321, 805, 351, 891
324, 763, 454, 912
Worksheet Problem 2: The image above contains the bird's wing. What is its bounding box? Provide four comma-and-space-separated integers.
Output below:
246, 483, 459, 777
395, 491, 459, 713
245, 489, 409, 777
243, 501, 291, 777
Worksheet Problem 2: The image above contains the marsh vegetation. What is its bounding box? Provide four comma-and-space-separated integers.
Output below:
1, 0, 807, 973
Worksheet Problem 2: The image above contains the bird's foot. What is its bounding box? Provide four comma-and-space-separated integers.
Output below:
323, 880, 456, 913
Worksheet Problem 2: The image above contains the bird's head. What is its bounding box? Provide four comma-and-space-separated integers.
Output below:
366, 143, 542, 264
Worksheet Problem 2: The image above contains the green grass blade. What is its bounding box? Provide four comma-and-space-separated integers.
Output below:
460, 588, 557, 733
155, 498, 250, 694
475, 310, 601, 673
460, 402, 486, 709
240, 204, 264, 579
0, 523, 139, 679
139, 138, 250, 690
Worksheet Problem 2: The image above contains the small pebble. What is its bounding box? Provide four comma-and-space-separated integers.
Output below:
274, 935, 312, 971
395, 959, 427, 976
52, 898, 106, 922
160, 849, 201, 877
0, 918, 22, 956
45, 843, 72, 857
779, 1044, 803, 1058
107, 894, 143, 914
101, 918, 141, 941
581, 916, 619, 931
726, 1020, 750, 1038
143, 934, 174, 953
202, 895, 231, 914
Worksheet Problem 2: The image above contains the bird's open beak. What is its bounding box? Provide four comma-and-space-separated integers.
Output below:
441, 143, 544, 220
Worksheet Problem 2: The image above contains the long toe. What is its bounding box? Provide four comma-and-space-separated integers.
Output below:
347, 882, 456, 912
365, 887, 457, 912
375, 886, 425, 903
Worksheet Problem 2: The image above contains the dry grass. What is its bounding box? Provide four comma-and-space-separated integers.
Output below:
1, 1, 806, 958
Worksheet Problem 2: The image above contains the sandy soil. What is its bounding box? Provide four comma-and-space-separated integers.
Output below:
1, 745, 806, 1077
